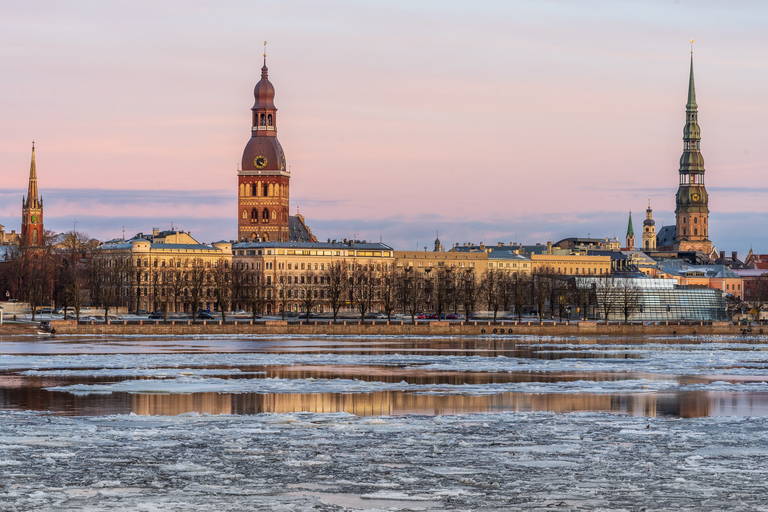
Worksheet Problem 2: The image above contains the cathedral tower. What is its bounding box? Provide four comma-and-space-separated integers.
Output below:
237, 46, 290, 242
21, 143, 44, 247
642, 202, 656, 252
674, 54, 711, 253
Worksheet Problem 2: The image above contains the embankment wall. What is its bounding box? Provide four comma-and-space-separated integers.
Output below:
44, 319, 761, 338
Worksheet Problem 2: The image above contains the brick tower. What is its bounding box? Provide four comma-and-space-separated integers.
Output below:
237, 45, 290, 242
21, 143, 44, 247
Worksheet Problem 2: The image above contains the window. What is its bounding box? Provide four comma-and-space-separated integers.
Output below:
263, 184, 268, 196
262, 208, 269, 222
242, 210, 247, 220
272, 209, 277, 220
267, 114, 273, 126
259, 114, 266, 126
251, 208, 257, 220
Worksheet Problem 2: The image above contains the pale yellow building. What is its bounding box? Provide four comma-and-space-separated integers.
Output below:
233, 240, 394, 315
97, 229, 233, 313
531, 253, 611, 276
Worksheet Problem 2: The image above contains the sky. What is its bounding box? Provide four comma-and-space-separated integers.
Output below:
1, 0, 767, 254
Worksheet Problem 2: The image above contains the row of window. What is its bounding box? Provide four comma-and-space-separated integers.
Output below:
239, 182, 281, 197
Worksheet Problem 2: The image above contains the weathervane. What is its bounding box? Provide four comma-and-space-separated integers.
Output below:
690, 38, 694, 54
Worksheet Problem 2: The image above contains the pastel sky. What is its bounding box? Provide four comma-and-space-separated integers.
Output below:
1, 0, 767, 254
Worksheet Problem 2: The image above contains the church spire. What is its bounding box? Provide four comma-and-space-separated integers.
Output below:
26, 142, 39, 209
21, 142, 44, 247
686, 53, 697, 111
674, 47, 711, 253
625, 211, 635, 251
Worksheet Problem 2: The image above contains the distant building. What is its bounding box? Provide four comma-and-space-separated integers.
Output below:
0, 225, 20, 246
98, 230, 233, 313
624, 212, 635, 251
713, 251, 747, 270
744, 250, 768, 270
641, 203, 657, 252
555, 237, 621, 252
233, 240, 393, 315
575, 276, 727, 322
657, 262, 743, 300
21, 143, 44, 247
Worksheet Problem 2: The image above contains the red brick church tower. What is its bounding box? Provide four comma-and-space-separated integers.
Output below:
237, 45, 290, 242
21, 143, 44, 247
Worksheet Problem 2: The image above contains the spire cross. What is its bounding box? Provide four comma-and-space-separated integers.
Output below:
32, 140, 35, 150
690, 39, 694, 54
263, 40, 267, 65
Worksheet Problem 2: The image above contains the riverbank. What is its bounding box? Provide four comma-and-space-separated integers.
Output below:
39, 318, 763, 337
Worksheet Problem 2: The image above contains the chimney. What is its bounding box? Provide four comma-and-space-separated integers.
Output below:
547, 241, 553, 255
732, 251, 738, 261
720, 251, 725, 260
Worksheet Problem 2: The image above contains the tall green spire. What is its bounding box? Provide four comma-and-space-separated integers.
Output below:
626, 211, 634, 238
686, 54, 697, 110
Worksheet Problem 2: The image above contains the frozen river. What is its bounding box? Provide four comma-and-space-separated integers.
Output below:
2, 333, 768, 510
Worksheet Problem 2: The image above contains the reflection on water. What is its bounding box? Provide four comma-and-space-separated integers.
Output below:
2, 334, 768, 418
4, 384, 768, 418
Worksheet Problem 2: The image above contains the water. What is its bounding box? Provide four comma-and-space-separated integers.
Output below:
5, 333, 768, 510
2, 333, 768, 418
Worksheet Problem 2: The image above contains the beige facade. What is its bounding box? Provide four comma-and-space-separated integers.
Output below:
531, 253, 611, 276
97, 231, 233, 313
233, 241, 394, 315
394, 250, 488, 274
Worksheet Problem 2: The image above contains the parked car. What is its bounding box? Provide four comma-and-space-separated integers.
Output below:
416, 313, 428, 319
231, 309, 246, 315
196, 311, 214, 319
445, 313, 459, 320
148, 311, 165, 319
36, 307, 55, 314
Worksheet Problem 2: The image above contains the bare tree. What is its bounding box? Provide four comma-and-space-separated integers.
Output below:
569, 278, 594, 321
510, 271, 530, 321
166, 258, 188, 314
460, 268, 478, 320
244, 265, 266, 320
595, 276, 620, 322
434, 266, 453, 319
60, 230, 91, 322
187, 258, 208, 322
481, 268, 504, 322
275, 267, 291, 319
349, 260, 377, 321
378, 262, 398, 321
617, 278, 641, 323
299, 269, 318, 321
212, 258, 232, 321
323, 260, 348, 323
400, 267, 426, 322
90, 248, 122, 322
531, 269, 550, 322
549, 276, 569, 321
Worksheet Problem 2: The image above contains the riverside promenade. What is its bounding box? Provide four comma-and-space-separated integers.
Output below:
40, 318, 760, 338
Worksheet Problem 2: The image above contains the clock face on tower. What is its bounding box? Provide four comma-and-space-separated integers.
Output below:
691, 193, 700, 202
254, 155, 267, 169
